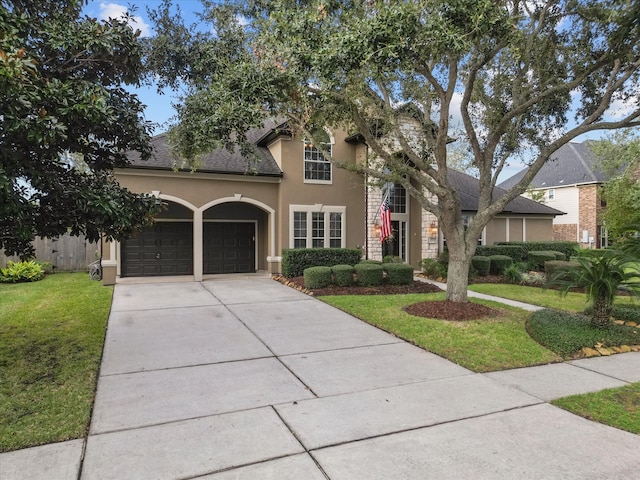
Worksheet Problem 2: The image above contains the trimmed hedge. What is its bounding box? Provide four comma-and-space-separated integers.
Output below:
354, 263, 384, 286
544, 260, 580, 277
488, 255, 513, 275
360, 259, 383, 265
303, 266, 332, 289
475, 244, 527, 262
528, 251, 558, 270
383, 263, 414, 285
281, 248, 361, 277
471, 256, 491, 276
332, 264, 355, 287
495, 241, 579, 260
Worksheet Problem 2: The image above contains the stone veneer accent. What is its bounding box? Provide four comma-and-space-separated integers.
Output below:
366, 183, 440, 262
366, 187, 385, 261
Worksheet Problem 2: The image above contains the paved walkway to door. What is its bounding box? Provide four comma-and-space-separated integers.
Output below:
3, 278, 640, 479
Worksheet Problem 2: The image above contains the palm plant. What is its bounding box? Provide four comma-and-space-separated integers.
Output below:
547, 248, 640, 328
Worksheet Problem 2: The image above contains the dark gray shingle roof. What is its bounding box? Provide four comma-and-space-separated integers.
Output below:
448, 169, 564, 215
498, 142, 611, 190
125, 120, 283, 177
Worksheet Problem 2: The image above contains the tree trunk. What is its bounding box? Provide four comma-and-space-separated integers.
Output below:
591, 296, 612, 328
446, 256, 471, 302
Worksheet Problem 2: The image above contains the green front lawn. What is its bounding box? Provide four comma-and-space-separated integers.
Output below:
321, 292, 560, 372
468, 283, 638, 312
552, 383, 640, 435
0, 273, 112, 452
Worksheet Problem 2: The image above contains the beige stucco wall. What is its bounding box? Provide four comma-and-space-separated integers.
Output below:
271, 129, 366, 253
525, 218, 554, 241
485, 218, 507, 245
508, 218, 524, 241
482, 216, 555, 245
115, 170, 280, 211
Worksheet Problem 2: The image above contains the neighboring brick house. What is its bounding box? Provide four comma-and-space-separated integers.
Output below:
100, 122, 564, 284
499, 141, 613, 249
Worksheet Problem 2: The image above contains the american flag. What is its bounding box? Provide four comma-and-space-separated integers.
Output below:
379, 195, 392, 242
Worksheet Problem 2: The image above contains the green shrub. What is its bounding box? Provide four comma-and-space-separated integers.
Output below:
332, 264, 355, 287
503, 262, 526, 284
495, 241, 579, 260
383, 255, 403, 264
544, 260, 580, 278
0, 260, 45, 283
281, 248, 361, 277
528, 251, 558, 270
488, 255, 512, 275
612, 304, 640, 323
303, 266, 333, 289
360, 259, 383, 265
471, 256, 491, 276
383, 263, 414, 285
420, 258, 445, 278
528, 308, 640, 356
521, 271, 546, 287
475, 244, 527, 262
354, 263, 384, 286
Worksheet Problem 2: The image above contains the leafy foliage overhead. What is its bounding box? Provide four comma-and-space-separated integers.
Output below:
0, 0, 162, 257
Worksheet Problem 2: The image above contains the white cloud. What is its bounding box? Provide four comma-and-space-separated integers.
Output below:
98, 2, 151, 37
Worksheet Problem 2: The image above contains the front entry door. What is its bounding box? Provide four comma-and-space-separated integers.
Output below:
203, 222, 256, 274
382, 220, 407, 262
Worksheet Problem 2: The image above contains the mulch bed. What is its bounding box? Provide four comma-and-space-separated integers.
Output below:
403, 300, 503, 321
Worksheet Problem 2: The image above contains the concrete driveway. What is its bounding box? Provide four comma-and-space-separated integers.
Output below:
4, 277, 640, 479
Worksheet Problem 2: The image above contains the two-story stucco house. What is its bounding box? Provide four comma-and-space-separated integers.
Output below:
499, 141, 613, 249
99, 121, 564, 284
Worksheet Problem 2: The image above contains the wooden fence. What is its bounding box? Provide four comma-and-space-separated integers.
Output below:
0, 234, 99, 272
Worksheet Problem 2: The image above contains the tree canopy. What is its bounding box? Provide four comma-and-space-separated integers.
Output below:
147, 0, 640, 301
0, 0, 162, 257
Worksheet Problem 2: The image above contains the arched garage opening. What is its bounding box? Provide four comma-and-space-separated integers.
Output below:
203, 202, 268, 274
120, 200, 194, 277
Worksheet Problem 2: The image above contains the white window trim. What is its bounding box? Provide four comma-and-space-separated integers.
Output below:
303, 130, 334, 185
548, 188, 556, 200
289, 204, 346, 248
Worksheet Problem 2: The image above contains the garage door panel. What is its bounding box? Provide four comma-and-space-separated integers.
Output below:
204, 222, 255, 274
121, 223, 193, 277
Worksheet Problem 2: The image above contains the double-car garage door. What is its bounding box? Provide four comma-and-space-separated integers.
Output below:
121, 222, 255, 277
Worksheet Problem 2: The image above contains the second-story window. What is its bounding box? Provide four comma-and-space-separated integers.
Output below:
304, 129, 333, 183
547, 189, 555, 200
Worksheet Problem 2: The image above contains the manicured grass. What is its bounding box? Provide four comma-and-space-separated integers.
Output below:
527, 309, 640, 356
0, 273, 112, 452
321, 292, 560, 372
468, 283, 638, 312
552, 383, 640, 435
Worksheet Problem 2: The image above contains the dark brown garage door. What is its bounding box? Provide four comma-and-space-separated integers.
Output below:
121, 223, 193, 277
204, 222, 255, 274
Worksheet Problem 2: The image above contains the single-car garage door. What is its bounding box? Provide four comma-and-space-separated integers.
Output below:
204, 222, 255, 274
121, 222, 193, 277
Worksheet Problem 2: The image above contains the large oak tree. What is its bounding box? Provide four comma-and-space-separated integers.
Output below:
0, 0, 162, 258
147, 0, 640, 301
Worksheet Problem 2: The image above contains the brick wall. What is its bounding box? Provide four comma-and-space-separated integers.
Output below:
578, 184, 599, 248
553, 224, 576, 242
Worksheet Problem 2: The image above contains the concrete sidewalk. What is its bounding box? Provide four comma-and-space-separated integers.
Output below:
3, 278, 640, 479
